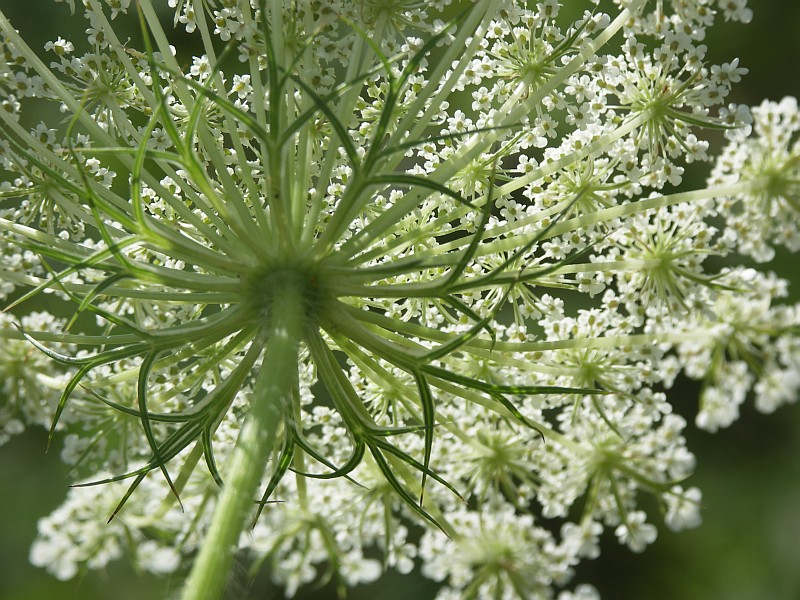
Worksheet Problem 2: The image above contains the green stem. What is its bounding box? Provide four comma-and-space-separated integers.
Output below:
180, 279, 305, 600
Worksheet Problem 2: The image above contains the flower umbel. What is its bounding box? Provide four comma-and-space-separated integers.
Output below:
0, 1, 798, 599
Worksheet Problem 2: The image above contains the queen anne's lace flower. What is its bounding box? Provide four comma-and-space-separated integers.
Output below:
711, 97, 800, 262
0, 0, 797, 599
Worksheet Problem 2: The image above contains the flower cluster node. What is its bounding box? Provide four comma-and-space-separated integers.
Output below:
241, 262, 331, 327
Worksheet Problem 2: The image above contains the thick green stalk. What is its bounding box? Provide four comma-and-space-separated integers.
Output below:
181, 278, 304, 600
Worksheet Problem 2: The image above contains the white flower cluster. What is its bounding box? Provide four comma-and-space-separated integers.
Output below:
29, 472, 185, 580
710, 97, 800, 262
0, 0, 798, 599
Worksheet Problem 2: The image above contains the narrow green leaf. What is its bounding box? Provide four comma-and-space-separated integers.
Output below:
366, 173, 477, 210
137, 350, 183, 510
378, 124, 521, 159
292, 439, 366, 481
371, 437, 464, 503
423, 364, 608, 397
201, 428, 224, 487
289, 427, 366, 489
367, 445, 449, 536
47, 343, 148, 449
449, 191, 585, 293
66, 272, 130, 331
107, 472, 148, 523
411, 369, 435, 504
441, 162, 497, 290
252, 433, 294, 524
288, 73, 361, 174
14, 324, 92, 365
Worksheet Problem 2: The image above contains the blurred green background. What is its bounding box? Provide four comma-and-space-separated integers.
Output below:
1, 1, 800, 599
